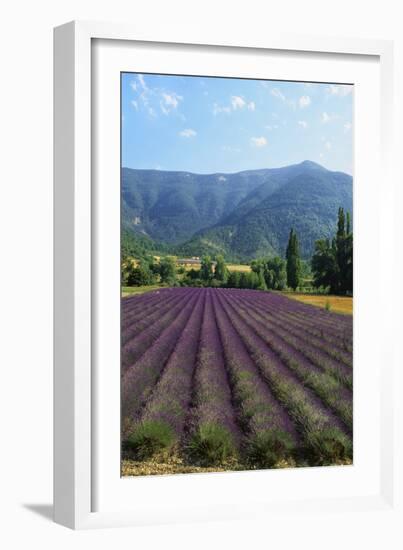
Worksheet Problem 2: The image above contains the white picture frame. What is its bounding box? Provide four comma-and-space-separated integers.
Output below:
54, 20, 398, 531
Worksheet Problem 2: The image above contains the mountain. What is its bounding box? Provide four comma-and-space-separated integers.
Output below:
122, 161, 352, 260
122, 168, 270, 244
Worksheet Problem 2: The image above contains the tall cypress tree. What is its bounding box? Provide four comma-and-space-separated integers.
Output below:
346, 211, 351, 235
345, 211, 353, 292
336, 207, 351, 293
311, 207, 353, 295
286, 228, 301, 290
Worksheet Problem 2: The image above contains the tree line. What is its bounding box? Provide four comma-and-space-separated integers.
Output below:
121, 254, 286, 291
311, 208, 353, 294
122, 207, 353, 295
174, 255, 295, 291
284, 207, 352, 294
122, 256, 177, 287
185, 255, 267, 290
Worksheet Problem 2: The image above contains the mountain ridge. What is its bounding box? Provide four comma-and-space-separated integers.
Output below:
122, 161, 352, 260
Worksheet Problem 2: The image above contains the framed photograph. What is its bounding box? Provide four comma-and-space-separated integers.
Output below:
54, 21, 397, 530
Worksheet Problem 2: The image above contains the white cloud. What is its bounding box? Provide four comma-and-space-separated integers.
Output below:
271, 88, 286, 102
298, 120, 308, 128
327, 84, 353, 97
265, 124, 279, 131
231, 95, 246, 110
270, 88, 297, 109
133, 74, 158, 117
163, 92, 182, 109
325, 141, 332, 150
132, 75, 185, 119
321, 112, 332, 123
299, 95, 311, 108
160, 101, 170, 115
217, 176, 227, 182
213, 103, 231, 115
250, 136, 268, 148
160, 92, 183, 115
179, 128, 197, 138
344, 121, 352, 133
137, 74, 148, 91
132, 76, 186, 119
214, 96, 255, 115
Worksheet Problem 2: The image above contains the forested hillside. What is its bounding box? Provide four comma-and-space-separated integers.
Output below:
122, 161, 352, 260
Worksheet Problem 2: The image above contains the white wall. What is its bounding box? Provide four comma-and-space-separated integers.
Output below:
0, 0, 402, 547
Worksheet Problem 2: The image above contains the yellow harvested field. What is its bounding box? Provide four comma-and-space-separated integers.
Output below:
284, 293, 353, 315
182, 263, 201, 271
122, 285, 163, 297
181, 263, 250, 272
227, 264, 251, 273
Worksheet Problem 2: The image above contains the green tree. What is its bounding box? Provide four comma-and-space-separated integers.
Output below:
239, 272, 250, 289
257, 267, 267, 291
337, 208, 353, 293
200, 255, 214, 281
311, 238, 339, 293
266, 257, 286, 290
159, 256, 177, 285
286, 229, 301, 290
336, 207, 348, 292
312, 208, 353, 294
127, 261, 154, 286
214, 255, 229, 283
250, 259, 264, 281
249, 271, 259, 289
227, 271, 241, 288
250, 257, 286, 290
121, 257, 130, 286
346, 211, 351, 235
149, 259, 161, 277
187, 268, 200, 280
345, 232, 353, 292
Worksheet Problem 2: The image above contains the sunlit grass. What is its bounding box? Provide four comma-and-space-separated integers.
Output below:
284, 293, 353, 315
122, 285, 163, 297
181, 263, 251, 272
226, 264, 251, 273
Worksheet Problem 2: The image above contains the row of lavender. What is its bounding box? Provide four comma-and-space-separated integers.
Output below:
121, 287, 353, 468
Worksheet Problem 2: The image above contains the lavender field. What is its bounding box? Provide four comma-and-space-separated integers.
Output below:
121, 287, 353, 475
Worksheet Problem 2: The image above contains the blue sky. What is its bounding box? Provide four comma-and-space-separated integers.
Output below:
121, 73, 353, 175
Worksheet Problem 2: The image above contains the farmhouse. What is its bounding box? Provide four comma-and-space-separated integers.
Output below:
176, 257, 217, 269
